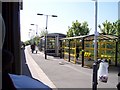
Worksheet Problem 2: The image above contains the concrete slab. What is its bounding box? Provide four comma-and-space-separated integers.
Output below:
23, 46, 118, 89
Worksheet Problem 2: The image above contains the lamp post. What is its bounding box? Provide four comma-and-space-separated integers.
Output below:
93, 0, 98, 62
28, 32, 31, 40
29, 28, 34, 44
31, 24, 38, 37
29, 29, 32, 39
37, 13, 57, 59
92, 0, 98, 90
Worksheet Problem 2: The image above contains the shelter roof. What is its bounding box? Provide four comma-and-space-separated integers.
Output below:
60, 33, 118, 41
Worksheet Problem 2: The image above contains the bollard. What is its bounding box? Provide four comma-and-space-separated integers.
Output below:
92, 59, 108, 90
92, 62, 98, 90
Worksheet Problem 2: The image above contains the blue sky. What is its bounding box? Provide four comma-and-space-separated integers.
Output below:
20, 0, 119, 41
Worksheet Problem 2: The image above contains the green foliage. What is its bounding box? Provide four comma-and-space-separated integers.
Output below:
24, 40, 30, 46
67, 20, 90, 37
118, 41, 120, 63
67, 26, 74, 37
115, 20, 120, 36
32, 36, 40, 45
99, 20, 120, 64
98, 20, 118, 35
24, 36, 40, 46
39, 29, 48, 37
117, 20, 120, 63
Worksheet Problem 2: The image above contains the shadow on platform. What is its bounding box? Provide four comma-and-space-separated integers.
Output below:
21, 48, 32, 78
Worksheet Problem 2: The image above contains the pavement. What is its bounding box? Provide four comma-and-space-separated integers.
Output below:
21, 46, 119, 89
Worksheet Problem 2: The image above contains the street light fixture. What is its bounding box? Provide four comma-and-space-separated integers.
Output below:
51, 15, 57, 17
37, 13, 43, 15
37, 13, 58, 59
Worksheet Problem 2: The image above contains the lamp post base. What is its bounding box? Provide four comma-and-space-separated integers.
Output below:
45, 50, 47, 59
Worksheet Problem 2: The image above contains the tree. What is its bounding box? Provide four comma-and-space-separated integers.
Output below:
67, 26, 74, 37
67, 20, 90, 37
32, 36, 40, 45
24, 40, 30, 46
115, 20, 120, 64
81, 21, 90, 35
39, 29, 48, 37
99, 20, 120, 63
114, 20, 120, 36
98, 20, 117, 35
